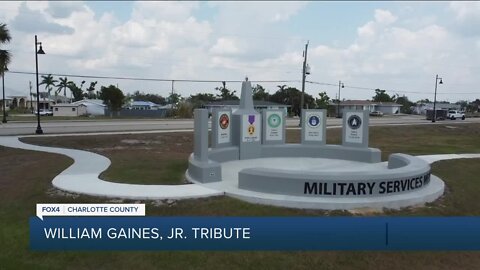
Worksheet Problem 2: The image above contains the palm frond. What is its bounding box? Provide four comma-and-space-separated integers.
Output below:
0, 23, 12, 43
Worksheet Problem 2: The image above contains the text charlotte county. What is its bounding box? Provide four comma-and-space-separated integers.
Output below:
36, 203, 146, 219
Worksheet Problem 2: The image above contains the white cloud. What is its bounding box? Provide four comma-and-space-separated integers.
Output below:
131, 1, 200, 22
374, 9, 397, 25
357, 21, 376, 38
0, 1, 22, 22
449, 1, 480, 21
209, 37, 242, 55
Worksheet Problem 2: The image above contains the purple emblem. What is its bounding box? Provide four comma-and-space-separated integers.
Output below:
248, 115, 255, 124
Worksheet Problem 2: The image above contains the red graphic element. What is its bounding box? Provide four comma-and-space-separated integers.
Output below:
219, 114, 230, 129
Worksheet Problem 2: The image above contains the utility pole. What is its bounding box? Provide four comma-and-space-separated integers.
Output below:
300, 40, 309, 126
171, 80, 175, 109
432, 74, 443, 123
29, 81, 33, 113
337, 80, 344, 118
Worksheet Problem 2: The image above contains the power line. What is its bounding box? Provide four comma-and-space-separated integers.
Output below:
6, 70, 479, 96
7, 70, 300, 84
306, 80, 480, 95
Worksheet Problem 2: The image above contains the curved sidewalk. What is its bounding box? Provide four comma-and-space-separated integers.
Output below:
0, 136, 479, 200
0, 136, 223, 200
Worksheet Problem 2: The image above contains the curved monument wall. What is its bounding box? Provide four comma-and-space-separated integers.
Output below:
238, 153, 431, 198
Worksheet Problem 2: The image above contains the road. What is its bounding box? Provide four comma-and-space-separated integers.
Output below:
1, 115, 479, 136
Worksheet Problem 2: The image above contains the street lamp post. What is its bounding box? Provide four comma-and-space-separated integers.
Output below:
431, 74, 443, 123
2, 65, 7, 123
337, 80, 344, 118
35, 35, 45, 134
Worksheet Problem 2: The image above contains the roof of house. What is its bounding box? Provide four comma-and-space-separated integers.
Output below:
52, 104, 86, 107
205, 100, 290, 107
376, 102, 402, 107
72, 99, 106, 107
331, 100, 402, 106
338, 100, 375, 105
131, 101, 160, 107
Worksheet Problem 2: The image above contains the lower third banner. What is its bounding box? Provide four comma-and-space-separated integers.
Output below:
30, 217, 480, 250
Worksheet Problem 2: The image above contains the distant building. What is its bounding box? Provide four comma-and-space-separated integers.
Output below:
411, 102, 461, 115
71, 99, 106, 116
129, 101, 161, 110
204, 100, 290, 114
330, 100, 402, 117
52, 104, 87, 117
0, 98, 12, 111
8, 96, 28, 109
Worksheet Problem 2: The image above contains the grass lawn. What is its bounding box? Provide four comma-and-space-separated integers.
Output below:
1, 123, 479, 269
20, 123, 480, 184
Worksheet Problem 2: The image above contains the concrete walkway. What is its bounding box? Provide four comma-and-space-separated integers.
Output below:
0, 136, 223, 200
0, 135, 479, 200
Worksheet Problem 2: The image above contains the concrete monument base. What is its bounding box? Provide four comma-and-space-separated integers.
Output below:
186, 156, 445, 210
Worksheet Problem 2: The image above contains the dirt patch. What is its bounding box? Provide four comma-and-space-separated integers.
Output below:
46, 187, 80, 199
348, 207, 385, 215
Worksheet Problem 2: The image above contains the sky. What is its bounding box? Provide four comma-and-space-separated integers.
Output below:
1, 1, 480, 102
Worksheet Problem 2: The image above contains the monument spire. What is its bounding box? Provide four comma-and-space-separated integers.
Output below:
239, 77, 254, 110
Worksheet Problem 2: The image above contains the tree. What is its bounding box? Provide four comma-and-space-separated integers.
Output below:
372, 89, 396, 102
0, 23, 12, 74
216, 86, 239, 100
85, 81, 98, 99
270, 85, 315, 116
188, 92, 217, 108
56, 77, 73, 98
417, 98, 431, 104
99, 85, 125, 112
471, 99, 480, 112
252, 84, 270, 101
129, 91, 167, 105
395, 95, 414, 114
455, 100, 469, 111
168, 92, 182, 105
40, 74, 58, 99
315, 91, 330, 109
67, 81, 86, 102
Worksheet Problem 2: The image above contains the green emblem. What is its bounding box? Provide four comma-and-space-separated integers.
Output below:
267, 114, 281, 128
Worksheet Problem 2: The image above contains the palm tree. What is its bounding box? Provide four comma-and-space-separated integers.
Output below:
0, 23, 12, 74
40, 74, 58, 100
56, 77, 73, 101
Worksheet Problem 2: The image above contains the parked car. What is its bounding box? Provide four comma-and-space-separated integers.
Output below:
369, 111, 384, 117
38, 109, 53, 116
447, 110, 465, 120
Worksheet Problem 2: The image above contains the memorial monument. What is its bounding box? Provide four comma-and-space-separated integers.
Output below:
186, 78, 445, 210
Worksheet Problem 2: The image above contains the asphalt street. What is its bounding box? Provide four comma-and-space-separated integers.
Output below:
0, 115, 479, 136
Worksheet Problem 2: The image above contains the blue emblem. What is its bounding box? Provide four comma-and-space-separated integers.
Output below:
347, 115, 362, 130
308, 115, 320, 128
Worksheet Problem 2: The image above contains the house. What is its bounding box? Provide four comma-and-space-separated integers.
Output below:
29, 97, 55, 111
103, 102, 174, 117
129, 101, 161, 110
52, 104, 87, 117
331, 100, 403, 116
375, 102, 403, 115
411, 102, 461, 115
204, 100, 290, 115
0, 98, 12, 111
8, 96, 28, 109
71, 99, 106, 116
